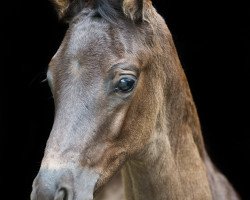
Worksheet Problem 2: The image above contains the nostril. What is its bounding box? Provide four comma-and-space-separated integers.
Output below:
54, 187, 73, 200
54, 188, 66, 200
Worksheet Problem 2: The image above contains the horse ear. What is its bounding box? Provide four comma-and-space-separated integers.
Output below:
51, 0, 151, 22
52, 0, 92, 20
122, 0, 142, 21
122, 0, 151, 21
52, 0, 72, 18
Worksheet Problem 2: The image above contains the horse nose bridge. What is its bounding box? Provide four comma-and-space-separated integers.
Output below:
47, 114, 98, 152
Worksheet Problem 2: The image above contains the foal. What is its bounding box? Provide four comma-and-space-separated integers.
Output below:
31, 0, 239, 199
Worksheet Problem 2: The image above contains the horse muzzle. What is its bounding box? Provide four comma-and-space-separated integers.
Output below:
30, 167, 99, 200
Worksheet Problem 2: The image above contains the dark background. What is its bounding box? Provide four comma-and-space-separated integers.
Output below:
1, 0, 249, 199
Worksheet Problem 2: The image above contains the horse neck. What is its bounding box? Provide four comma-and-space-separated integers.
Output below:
122, 28, 212, 199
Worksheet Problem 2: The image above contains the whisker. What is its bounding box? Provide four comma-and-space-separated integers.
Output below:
41, 78, 48, 83
29, 71, 47, 87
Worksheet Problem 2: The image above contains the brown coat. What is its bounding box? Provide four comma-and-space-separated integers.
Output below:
31, 1, 240, 199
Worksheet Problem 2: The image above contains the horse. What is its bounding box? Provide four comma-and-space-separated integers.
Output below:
31, 0, 240, 199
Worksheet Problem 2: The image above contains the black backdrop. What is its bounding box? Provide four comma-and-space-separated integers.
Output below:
1, 0, 249, 199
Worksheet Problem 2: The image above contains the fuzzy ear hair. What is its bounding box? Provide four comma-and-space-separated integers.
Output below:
52, 0, 72, 18
52, 0, 93, 20
122, 0, 150, 21
123, 0, 142, 21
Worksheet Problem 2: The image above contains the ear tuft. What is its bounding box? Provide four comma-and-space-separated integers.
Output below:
52, 0, 71, 18
122, 0, 143, 21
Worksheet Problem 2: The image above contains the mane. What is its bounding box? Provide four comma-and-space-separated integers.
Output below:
96, 0, 124, 23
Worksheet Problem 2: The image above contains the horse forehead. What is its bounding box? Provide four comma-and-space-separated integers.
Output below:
56, 22, 119, 68
67, 19, 112, 52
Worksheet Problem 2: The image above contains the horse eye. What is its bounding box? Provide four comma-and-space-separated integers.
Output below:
116, 77, 136, 93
